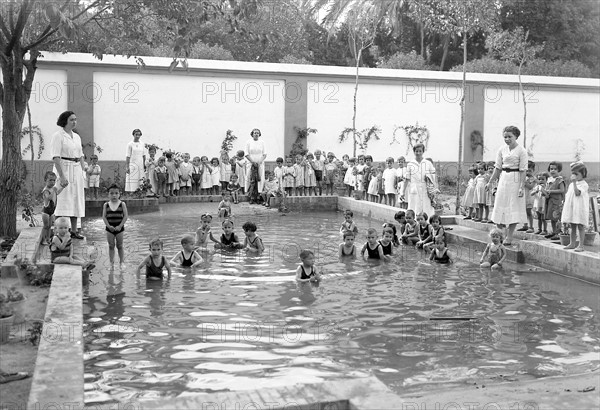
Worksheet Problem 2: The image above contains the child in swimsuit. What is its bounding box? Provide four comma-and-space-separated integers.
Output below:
50, 217, 95, 271
242, 221, 264, 254
429, 236, 454, 264
171, 235, 203, 267
41, 171, 65, 246
338, 230, 356, 259
424, 214, 445, 253
379, 227, 394, 261
137, 238, 172, 280
415, 212, 433, 249
102, 184, 128, 268
195, 213, 213, 248
382, 222, 399, 247
480, 228, 507, 269
211, 219, 244, 250
340, 209, 359, 235
361, 228, 384, 260
394, 211, 406, 238
296, 249, 320, 282
401, 210, 419, 246
218, 192, 233, 217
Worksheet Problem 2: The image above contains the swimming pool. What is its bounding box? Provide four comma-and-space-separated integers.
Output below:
82, 203, 600, 404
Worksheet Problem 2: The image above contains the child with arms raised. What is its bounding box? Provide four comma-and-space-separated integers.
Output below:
137, 238, 172, 279
171, 235, 204, 267
102, 184, 128, 268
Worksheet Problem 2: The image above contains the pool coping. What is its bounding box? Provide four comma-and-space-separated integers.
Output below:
3, 196, 598, 409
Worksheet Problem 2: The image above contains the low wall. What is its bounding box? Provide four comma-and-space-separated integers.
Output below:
85, 197, 159, 217
279, 195, 338, 211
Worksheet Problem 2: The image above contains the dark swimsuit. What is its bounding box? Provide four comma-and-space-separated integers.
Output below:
105, 202, 125, 235
180, 252, 193, 267
299, 265, 316, 280
42, 188, 56, 215
50, 235, 71, 262
341, 245, 355, 256
365, 242, 382, 259
379, 241, 392, 256
146, 256, 165, 278
431, 249, 450, 264
220, 233, 240, 248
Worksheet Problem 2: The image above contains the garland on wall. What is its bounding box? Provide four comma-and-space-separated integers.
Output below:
391, 123, 430, 154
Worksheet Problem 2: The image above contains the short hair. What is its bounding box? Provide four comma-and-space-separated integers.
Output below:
548, 161, 563, 172
406, 209, 416, 218
149, 238, 163, 249
230, 174, 238, 180
181, 235, 194, 245
434, 235, 446, 245
527, 160, 535, 171
344, 210, 354, 217
44, 171, 57, 181
306, 152, 314, 159
250, 128, 261, 137
429, 214, 441, 224
416, 212, 428, 221
357, 154, 365, 159
366, 228, 378, 236
242, 221, 257, 232
56, 111, 75, 127
343, 230, 355, 239
132, 128, 142, 136
200, 213, 213, 221
413, 143, 426, 153
276, 157, 284, 163
221, 218, 234, 227
165, 152, 173, 159
348, 157, 356, 163
382, 222, 397, 235
54, 216, 70, 227
211, 157, 220, 165
537, 172, 550, 179
394, 211, 406, 221
193, 156, 200, 161
237, 150, 245, 157
107, 184, 120, 192
158, 156, 166, 162
386, 157, 394, 163
397, 156, 405, 162
486, 161, 495, 170
299, 250, 314, 260
503, 125, 521, 138
489, 228, 504, 242
365, 155, 373, 161
570, 161, 587, 178
90, 154, 98, 159
148, 147, 157, 153
382, 227, 394, 236
468, 166, 479, 176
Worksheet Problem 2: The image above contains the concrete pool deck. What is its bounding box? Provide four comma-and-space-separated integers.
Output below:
1, 195, 598, 409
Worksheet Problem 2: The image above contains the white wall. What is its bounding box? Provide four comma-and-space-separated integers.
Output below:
92, 72, 286, 160
0, 69, 68, 160
306, 80, 462, 163
483, 85, 600, 164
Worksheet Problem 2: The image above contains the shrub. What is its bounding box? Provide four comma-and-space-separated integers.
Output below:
153, 42, 234, 61
451, 56, 593, 78
279, 55, 312, 65
378, 51, 435, 71
450, 56, 518, 74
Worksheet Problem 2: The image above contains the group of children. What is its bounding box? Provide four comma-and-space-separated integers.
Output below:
461, 160, 591, 250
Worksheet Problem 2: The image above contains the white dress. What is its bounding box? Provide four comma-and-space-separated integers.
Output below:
125, 141, 146, 192
383, 168, 397, 195
245, 139, 266, 192
50, 129, 85, 217
490, 144, 528, 225
561, 180, 589, 225
405, 159, 435, 216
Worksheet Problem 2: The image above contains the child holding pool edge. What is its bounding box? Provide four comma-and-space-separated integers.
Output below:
480, 228, 507, 269
102, 184, 128, 268
242, 221, 264, 254
339, 230, 356, 258
137, 238, 172, 279
561, 162, 589, 252
296, 250, 320, 282
361, 228, 385, 260
41, 171, 65, 246
171, 235, 204, 267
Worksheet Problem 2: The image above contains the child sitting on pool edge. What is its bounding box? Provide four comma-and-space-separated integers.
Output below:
50, 217, 95, 272
296, 249, 320, 282
242, 221, 264, 254
218, 192, 233, 217
137, 238, 172, 279
171, 235, 204, 267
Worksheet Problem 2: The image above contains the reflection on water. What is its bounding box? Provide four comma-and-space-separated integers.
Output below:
82, 203, 600, 404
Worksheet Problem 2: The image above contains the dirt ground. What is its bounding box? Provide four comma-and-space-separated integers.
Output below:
0, 276, 49, 407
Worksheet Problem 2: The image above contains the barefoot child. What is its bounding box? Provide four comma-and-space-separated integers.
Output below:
531, 172, 549, 235
41, 171, 65, 245
429, 236, 454, 264
102, 184, 128, 268
296, 250, 320, 282
137, 238, 172, 279
480, 228, 507, 269
218, 192, 233, 217
50, 217, 95, 271
87, 155, 101, 199
338, 230, 356, 258
561, 162, 589, 252
361, 228, 385, 260
227, 174, 241, 204
171, 235, 204, 267
242, 221, 264, 254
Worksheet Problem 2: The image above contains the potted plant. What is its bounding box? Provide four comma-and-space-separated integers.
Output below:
0, 293, 15, 343
584, 210, 598, 246
4, 287, 26, 325
558, 222, 572, 246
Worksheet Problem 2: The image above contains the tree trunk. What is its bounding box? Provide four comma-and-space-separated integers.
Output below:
455, 32, 467, 215
518, 60, 526, 148
420, 22, 425, 58
440, 34, 450, 71
352, 47, 362, 158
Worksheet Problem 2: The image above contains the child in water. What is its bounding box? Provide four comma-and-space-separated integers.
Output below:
171, 235, 204, 267
102, 184, 128, 268
379, 227, 394, 261
50, 217, 95, 271
338, 230, 356, 258
242, 221, 264, 254
211, 219, 244, 250
295, 250, 320, 282
137, 238, 172, 279
361, 228, 385, 260
429, 236, 454, 264
195, 213, 213, 248
340, 209, 359, 235
480, 228, 507, 269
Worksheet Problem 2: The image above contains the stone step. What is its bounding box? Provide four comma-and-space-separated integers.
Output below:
445, 225, 525, 263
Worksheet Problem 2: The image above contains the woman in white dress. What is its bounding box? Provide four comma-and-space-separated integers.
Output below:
50, 111, 86, 239
245, 128, 267, 193
400, 143, 435, 216
125, 129, 146, 194
485, 126, 528, 245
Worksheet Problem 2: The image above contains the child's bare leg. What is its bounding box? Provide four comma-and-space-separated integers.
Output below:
115, 231, 125, 263
484, 205, 489, 220
42, 213, 51, 243
107, 232, 116, 264
575, 224, 585, 251
526, 208, 533, 230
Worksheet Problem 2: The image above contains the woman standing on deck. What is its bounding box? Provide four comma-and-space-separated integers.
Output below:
50, 111, 85, 239
125, 129, 146, 195
245, 128, 267, 193
400, 143, 435, 216
486, 125, 528, 246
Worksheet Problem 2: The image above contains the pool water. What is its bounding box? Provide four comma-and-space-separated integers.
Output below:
82, 203, 600, 403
